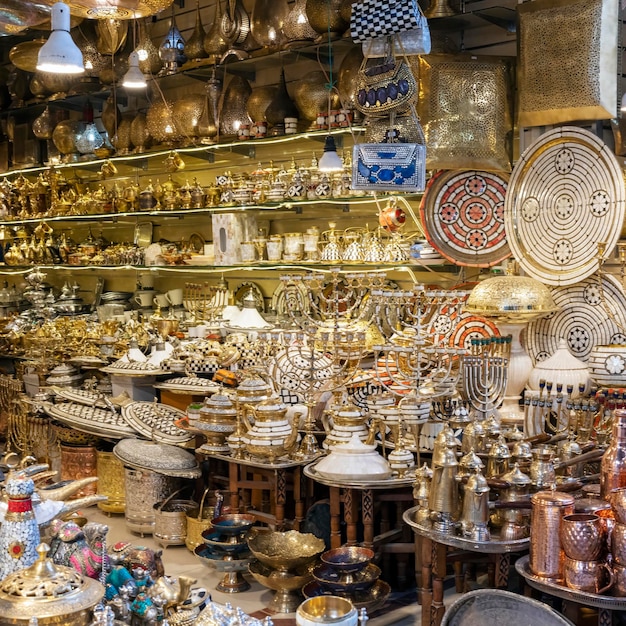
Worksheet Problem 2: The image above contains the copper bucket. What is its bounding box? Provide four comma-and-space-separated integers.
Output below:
185, 488, 215, 552
123, 466, 182, 536
529, 490, 575, 582
60, 444, 98, 498
96, 450, 126, 514
153, 488, 197, 548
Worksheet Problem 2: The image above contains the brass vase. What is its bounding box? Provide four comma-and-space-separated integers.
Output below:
283, 0, 318, 44
305, 0, 351, 36
247, 85, 277, 123
101, 94, 122, 142
173, 94, 206, 140
137, 19, 163, 76
130, 112, 152, 153
265, 68, 299, 128
293, 70, 340, 121
52, 119, 81, 156
96, 18, 128, 55
197, 95, 218, 141
338, 44, 363, 109
203, 0, 229, 60
218, 75, 252, 136
32, 106, 54, 140
250, 0, 290, 48
184, 1, 208, 61
112, 112, 134, 155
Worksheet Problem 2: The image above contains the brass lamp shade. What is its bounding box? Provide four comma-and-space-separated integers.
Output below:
465, 274, 558, 324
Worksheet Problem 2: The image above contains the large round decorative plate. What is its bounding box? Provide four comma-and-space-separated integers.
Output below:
420, 169, 510, 267
504, 126, 625, 286
525, 273, 626, 363
121, 401, 194, 445
68, 0, 174, 19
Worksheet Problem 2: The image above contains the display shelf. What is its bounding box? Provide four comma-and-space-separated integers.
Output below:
0, 193, 419, 227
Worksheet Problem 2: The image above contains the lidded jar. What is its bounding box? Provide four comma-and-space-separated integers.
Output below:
197, 394, 238, 453
601, 408, 626, 499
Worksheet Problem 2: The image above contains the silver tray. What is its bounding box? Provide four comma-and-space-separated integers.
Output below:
113, 438, 200, 477
41, 401, 136, 440
121, 401, 194, 445
403, 506, 530, 553
304, 461, 414, 489
155, 377, 221, 395
515, 555, 626, 611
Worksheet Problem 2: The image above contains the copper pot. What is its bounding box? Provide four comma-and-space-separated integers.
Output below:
563, 557, 613, 595
612, 522, 626, 566
560, 513, 606, 561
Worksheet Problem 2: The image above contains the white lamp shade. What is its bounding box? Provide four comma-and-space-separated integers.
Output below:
122, 51, 147, 89
318, 135, 343, 172
36, 3, 84, 74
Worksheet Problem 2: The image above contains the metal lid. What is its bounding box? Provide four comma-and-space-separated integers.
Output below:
500, 463, 532, 487
0, 544, 103, 620
113, 439, 200, 478
531, 490, 575, 506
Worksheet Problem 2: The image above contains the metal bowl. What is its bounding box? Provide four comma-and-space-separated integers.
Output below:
302, 579, 391, 613
210, 514, 257, 537
193, 545, 252, 572
247, 530, 325, 572
312, 562, 381, 593
201, 530, 251, 555
248, 559, 313, 592
320, 546, 375, 578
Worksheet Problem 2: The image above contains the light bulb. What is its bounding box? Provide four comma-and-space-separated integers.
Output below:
37, 2, 84, 74
621, 92, 626, 113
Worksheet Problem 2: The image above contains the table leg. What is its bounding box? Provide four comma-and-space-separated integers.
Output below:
415, 533, 423, 605
598, 608, 613, 626
294, 466, 303, 531
330, 486, 342, 549
362, 489, 374, 548
275, 469, 286, 531
420, 537, 433, 626
493, 553, 510, 589
344, 488, 358, 545
228, 462, 239, 514
431, 540, 447, 626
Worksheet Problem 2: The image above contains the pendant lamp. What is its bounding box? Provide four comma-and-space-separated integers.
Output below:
123, 51, 147, 89
37, 2, 84, 74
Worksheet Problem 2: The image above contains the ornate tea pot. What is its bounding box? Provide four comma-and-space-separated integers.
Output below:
321, 403, 368, 449
241, 398, 303, 462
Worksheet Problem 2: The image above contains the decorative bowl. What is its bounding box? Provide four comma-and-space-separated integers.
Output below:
312, 562, 381, 593
210, 514, 257, 537
247, 530, 325, 571
201, 530, 251, 555
320, 546, 375, 579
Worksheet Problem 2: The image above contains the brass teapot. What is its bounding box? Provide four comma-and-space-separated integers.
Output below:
241, 398, 304, 463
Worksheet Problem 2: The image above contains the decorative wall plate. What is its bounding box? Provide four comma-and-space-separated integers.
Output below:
420, 170, 511, 267
234, 281, 264, 311
504, 126, 625, 286
270, 280, 311, 316
121, 401, 194, 445
525, 273, 626, 363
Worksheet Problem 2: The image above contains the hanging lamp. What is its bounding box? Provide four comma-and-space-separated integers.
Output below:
36, 2, 84, 74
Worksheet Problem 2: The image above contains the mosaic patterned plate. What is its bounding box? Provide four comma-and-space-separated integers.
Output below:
525, 273, 626, 363
50, 387, 108, 408
121, 401, 194, 445
420, 169, 510, 267
504, 126, 625, 286
155, 377, 221, 395
41, 401, 136, 440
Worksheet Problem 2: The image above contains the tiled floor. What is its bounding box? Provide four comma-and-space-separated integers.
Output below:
84, 506, 459, 626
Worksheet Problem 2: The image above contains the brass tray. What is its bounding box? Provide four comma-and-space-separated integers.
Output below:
504, 126, 625, 286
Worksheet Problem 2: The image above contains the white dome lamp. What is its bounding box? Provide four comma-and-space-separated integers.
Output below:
36, 2, 84, 75
122, 51, 148, 89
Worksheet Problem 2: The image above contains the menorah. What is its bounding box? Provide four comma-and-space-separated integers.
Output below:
263, 271, 384, 458
183, 281, 225, 322
460, 336, 512, 423
367, 286, 469, 463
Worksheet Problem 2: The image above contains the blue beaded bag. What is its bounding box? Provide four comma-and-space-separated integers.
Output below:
354, 58, 417, 118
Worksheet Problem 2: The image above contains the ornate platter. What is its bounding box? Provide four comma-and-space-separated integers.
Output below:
525, 273, 626, 363
154, 377, 221, 395
41, 401, 136, 440
420, 169, 510, 267
50, 387, 108, 408
121, 401, 194, 445
504, 126, 626, 286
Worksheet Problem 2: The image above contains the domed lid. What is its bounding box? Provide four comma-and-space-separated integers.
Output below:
254, 396, 287, 413
531, 490, 575, 506
501, 462, 531, 487
0, 544, 104, 619
534, 339, 588, 371
466, 467, 489, 493
415, 462, 433, 481
113, 439, 200, 478
459, 449, 484, 471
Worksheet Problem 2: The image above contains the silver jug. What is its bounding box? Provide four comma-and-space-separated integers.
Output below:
461, 467, 491, 541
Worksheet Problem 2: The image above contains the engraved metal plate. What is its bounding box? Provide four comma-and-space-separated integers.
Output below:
504, 126, 625, 286
525, 273, 626, 363
121, 401, 194, 445
420, 170, 510, 267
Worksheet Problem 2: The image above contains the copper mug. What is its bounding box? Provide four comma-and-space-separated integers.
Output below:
563, 557, 614, 594
613, 562, 626, 597
612, 522, 626, 566
611, 487, 626, 524
560, 513, 606, 561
